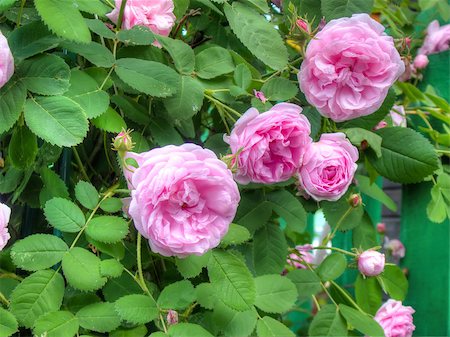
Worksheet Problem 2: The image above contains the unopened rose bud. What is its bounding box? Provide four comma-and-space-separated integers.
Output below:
405, 37, 411, 48
253, 90, 267, 103
112, 129, 134, 153
296, 18, 310, 34
374, 121, 388, 130
349, 193, 362, 207
167, 310, 178, 325
376, 222, 386, 234
358, 250, 385, 276
413, 54, 429, 69
384, 239, 406, 259
221, 154, 238, 171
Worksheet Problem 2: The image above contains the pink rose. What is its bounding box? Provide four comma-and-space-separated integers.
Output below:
374, 120, 388, 130
298, 14, 404, 122
413, 54, 429, 69
384, 238, 405, 259
125, 144, 240, 257
224, 103, 312, 184
0, 31, 14, 90
418, 20, 450, 55
376, 222, 386, 234
358, 250, 385, 276
0, 203, 11, 251
287, 244, 314, 269
298, 133, 358, 201
253, 90, 267, 103
166, 310, 178, 325
390, 105, 407, 127
374, 300, 415, 337
107, 0, 176, 37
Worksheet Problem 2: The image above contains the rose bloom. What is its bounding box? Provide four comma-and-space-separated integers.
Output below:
124, 144, 240, 257
413, 54, 429, 69
107, 0, 175, 37
0, 31, 14, 90
0, 202, 11, 251
358, 250, 385, 276
418, 20, 450, 55
384, 238, 406, 259
298, 133, 358, 201
390, 105, 407, 127
298, 14, 404, 122
224, 103, 312, 185
374, 300, 415, 337
287, 244, 314, 269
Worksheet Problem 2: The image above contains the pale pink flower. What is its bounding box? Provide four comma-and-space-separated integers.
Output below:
298, 14, 404, 122
287, 244, 314, 269
390, 105, 407, 127
0, 203, 11, 251
298, 133, 358, 201
0, 31, 14, 89
224, 103, 312, 184
125, 144, 240, 257
374, 300, 415, 337
418, 20, 450, 55
358, 250, 385, 276
107, 0, 176, 37
166, 310, 178, 325
413, 54, 429, 69
384, 238, 406, 259
253, 90, 267, 103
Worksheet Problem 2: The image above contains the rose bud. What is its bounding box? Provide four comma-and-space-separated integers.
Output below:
376, 222, 386, 234
349, 193, 362, 207
296, 18, 310, 34
112, 129, 134, 153
253, 90, 267, 103
166, 310, 178, 325
358, 250, 385, 276
413, 54, 429, 69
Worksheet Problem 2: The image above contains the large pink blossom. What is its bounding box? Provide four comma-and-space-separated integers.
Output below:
0, 203, 11, 251
107, 0, 176, 37
418, 20, 450, 55
0, 31, 14, 90
374, 300, 415, 337
224, 103, 312, 184
298, 14, 404, 122
298, 133, 358, 201
125, 144, 240, 257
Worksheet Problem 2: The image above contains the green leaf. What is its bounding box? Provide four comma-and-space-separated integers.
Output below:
110, 325, 148, 337
85, 18, 116, 39
24, 96, 88, 147
0, 80, 27, 134
175, 251, 211, 278
115, 294, 158, 324
44, 198, 85, 233
322, 192, 364, 231
163, 75, 204, 120
254, 275, 297, 313
111, 94, 150, 125
11, 234, 68, 271
253, 222, 288, 276
62, 247, 107, 291
221, 223, 251, 247
64, 69, 109, 119
100, 259, 123, 278
117, 25, 155, 45
86, 216, 129, 243
75, 180, 99, 210
378, 265, 408, 301
115, 58, 180, 97
102, 273, 144, 302
244, 0, 270, 12
10, 270, 65, 328
158, 36, 195, 75
92, 107, 127, 133
100, 197, 123, 213
8, 125, 38, 169
8, 21, 61, 59
427, 182, 450, 223
149, 115, 183, 146
339, 304, 385, 337
286, 269, 322, 299
33, 311, 79, 337
235, 198, 272, 234
76, 302, 121, 333
87, 235, 125, 260
256, 316, 295, 337
35, 0, 91, 43
234, 64, 252, 90
367, 127, 439, 184
212, 301, 257, 337
61, 41, 115, 68
0, 0, 16, 12
345, 127, 382, 158
75, 0, 110, 15
321, 0, 374, 21
196, 283, 216, 309
355, 275, 382, 315
266, 190, 307, 232
208, 250, 256, 311
317, 253, 347, 281
352, 213, 378, 250
17, 54, 70, 96
224, 2, 288, 70
168, 323, 213, 337
261, 78, 298, 101
0, 307, 18, 337
356, 175, 397, 212
157, 280, 196, 310
39, 167, 69, 206
195, 46, 235, 79
309, 305, 347, 337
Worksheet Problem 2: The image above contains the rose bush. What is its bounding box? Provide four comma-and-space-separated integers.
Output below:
0, 0, 448, 336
